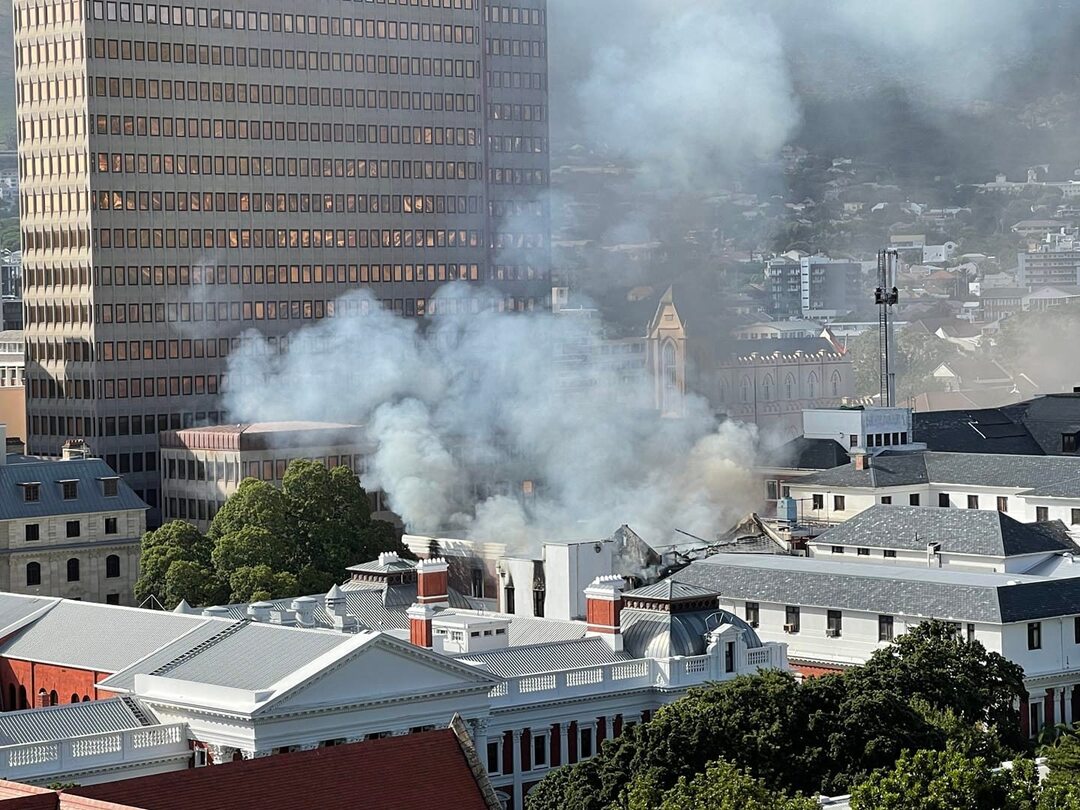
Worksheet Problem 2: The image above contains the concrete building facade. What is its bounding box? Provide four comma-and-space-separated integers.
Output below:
15, 0, 551, 519
157, 421, 381, 530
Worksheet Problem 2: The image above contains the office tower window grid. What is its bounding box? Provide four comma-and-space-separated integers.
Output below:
16, 0, 550, 517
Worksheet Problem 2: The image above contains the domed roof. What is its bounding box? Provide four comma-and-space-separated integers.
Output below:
621, 606, 762, 659
622, 609, 711, 658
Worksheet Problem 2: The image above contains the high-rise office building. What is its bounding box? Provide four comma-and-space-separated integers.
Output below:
15, 0, 550, 516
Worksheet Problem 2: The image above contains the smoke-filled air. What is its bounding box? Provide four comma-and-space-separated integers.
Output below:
224, 286, 759, 550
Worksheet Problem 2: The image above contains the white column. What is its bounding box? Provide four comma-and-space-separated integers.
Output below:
558, 724, 569, 766
1067, 686, 1075, 726
470, 718, 488, 767
606, 715, 618, 742
511, 729, 523, 810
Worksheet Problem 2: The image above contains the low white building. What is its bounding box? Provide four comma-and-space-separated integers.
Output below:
0, 550, 787, 810
672, 545, 1080, 738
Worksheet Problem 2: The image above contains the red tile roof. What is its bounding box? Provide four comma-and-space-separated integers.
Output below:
68, 730, 493, 810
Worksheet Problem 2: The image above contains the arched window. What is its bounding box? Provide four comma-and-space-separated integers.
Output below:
785, 374, 796, 400
741, 376, 751, 403
66, 558, 80, 583
17, 686, 27, 709
7, 684, 15, 711
82, 695, 90, 702
831, 370, 842, 397
808, 372, 818, 399
70, 693, 79, 704
762, 374, 774, 401
105, 555, 120, 579
25, 562, 40, 587
49, 690, 57, 706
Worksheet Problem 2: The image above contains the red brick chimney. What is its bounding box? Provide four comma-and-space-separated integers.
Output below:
416, 558, 449, 607
35, 688, 48, 708
585, 575, 626, 650
406, 603, 437, 648
853, 451, 871, 471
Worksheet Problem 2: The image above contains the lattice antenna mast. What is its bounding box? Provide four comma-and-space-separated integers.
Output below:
875, 249, 900, 407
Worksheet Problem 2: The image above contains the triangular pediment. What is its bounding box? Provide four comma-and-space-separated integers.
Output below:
258, 636, 499, 715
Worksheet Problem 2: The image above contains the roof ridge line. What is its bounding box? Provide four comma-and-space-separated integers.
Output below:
150, 619, 249, 677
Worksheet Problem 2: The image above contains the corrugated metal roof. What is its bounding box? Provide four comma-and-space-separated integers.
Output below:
154, 623, 354, 690
0, 697, 147, 746
0, 593, 58, 636
623, 580, 717, 601
0, 601, 212, 672
97, 619, 245, 693
457, 637, 629, 678
0, 458, 147, 520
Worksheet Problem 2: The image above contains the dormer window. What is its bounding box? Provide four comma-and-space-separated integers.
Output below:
1064, 432, 1079, 454
21, 483, 40, 503
101, 477, 119, 497
60, 480, 78, 500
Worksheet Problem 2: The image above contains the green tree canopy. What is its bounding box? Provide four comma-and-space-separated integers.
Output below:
137, 460, 407, 608
527, 620, 1030, 809
625, 759, 818, 810
849, 748, 1039, 810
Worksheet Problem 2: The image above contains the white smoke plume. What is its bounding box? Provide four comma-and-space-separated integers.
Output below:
549, 0, 800, 188
224, 285, 760, 552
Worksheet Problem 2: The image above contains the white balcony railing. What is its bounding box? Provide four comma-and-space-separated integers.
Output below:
488, 643, 786, 708
0, 723, 190, 782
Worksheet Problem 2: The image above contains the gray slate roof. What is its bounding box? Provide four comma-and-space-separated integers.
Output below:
815, 505, 1076, 557
671, 555, 1080, 624
0, 458, 147, 520
457, 636, 629, 678
793, 451, 1080, 492
0, 697, 148, 746
0, 601, 213, 672
149, 623, 355, 691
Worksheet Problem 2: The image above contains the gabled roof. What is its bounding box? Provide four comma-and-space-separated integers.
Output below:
457, 636, 628, 678
935, 356, 1012, 384
0, 601, 215, 672
814, 505, 1076, 557
68, 729, 496, 810
139, 623, 355, 692
97, 619, 246, 694
0, 697, 148, 746
0, 458, 147, 520
670, 554, 1080, 624
0, 594, 58, 639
